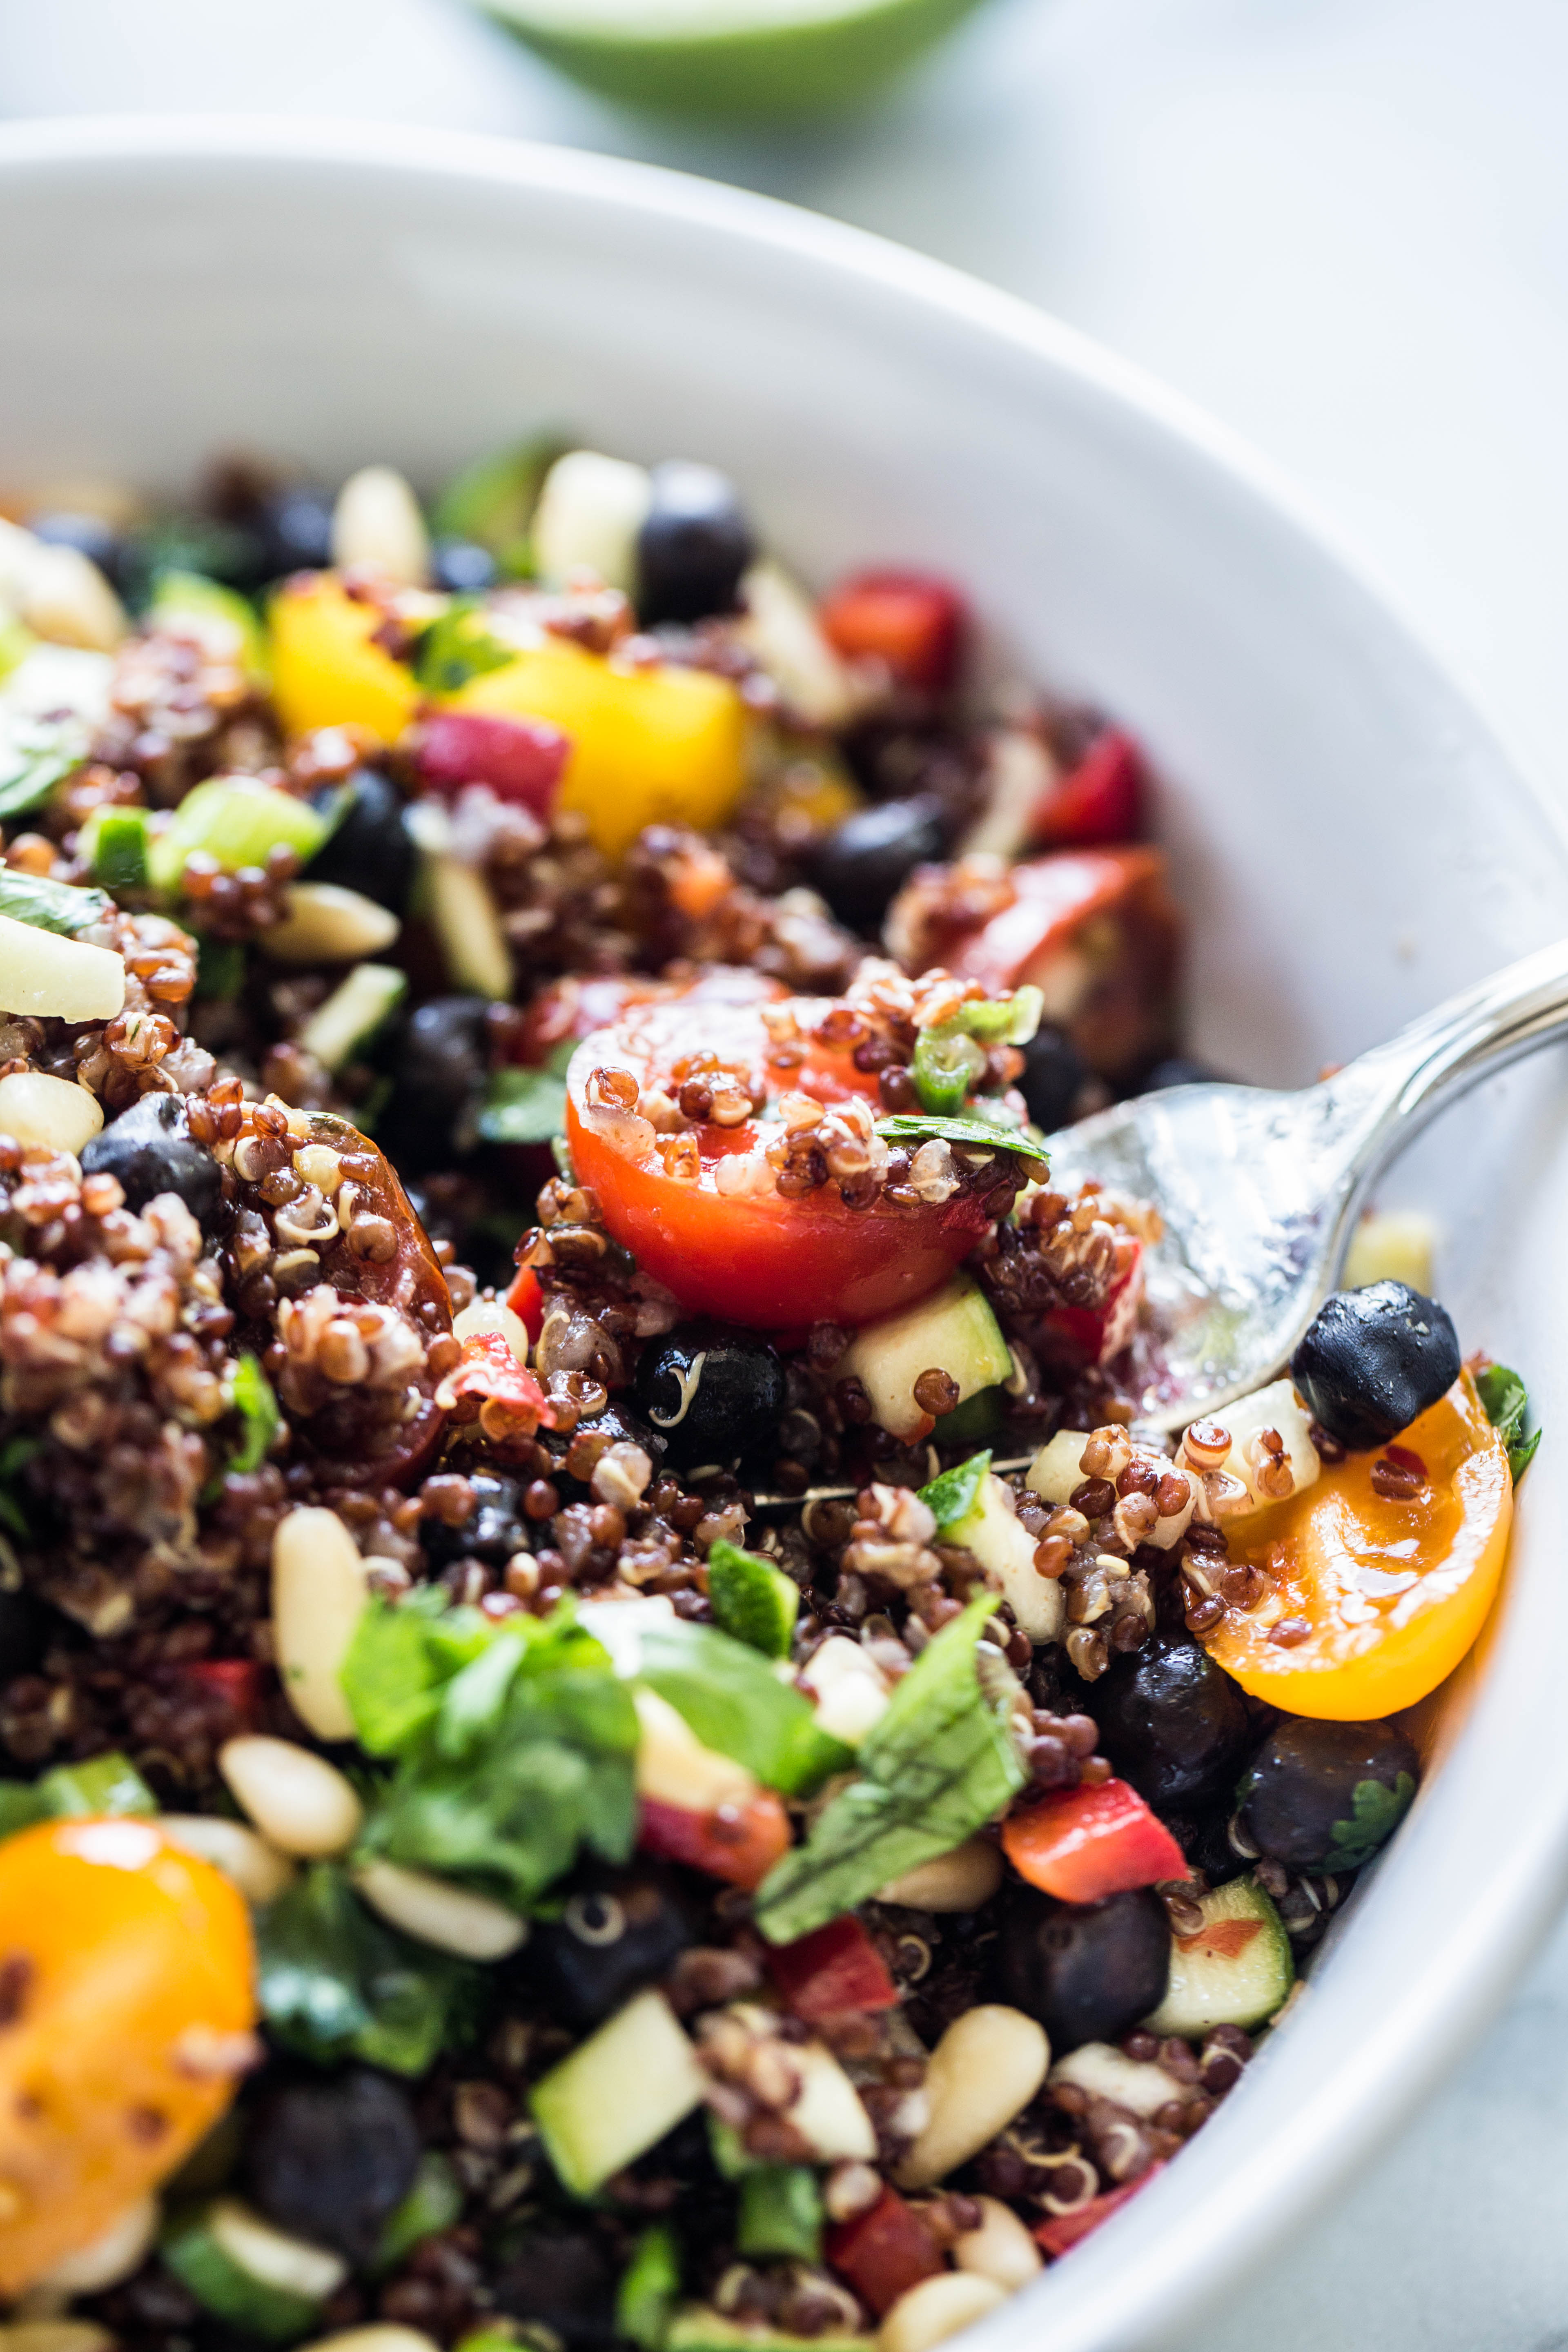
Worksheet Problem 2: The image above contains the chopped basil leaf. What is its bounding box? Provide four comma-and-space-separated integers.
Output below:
477, 1064, 569, 1147
0, 713, 90, 820
706, 1539, 800, 1659
1323, 1772, 1417, 1872
0, 866, 112, 936
255, 1862, 479, 2076
875, 1110, 1049, 1166
753, 1595, 1026, 1942
1475, 1361, 1542, 1484
411, 597, 515, 695
346, 1594, 638, 1911
228, 1353, 280, 1475
918, 1449, 993, 1533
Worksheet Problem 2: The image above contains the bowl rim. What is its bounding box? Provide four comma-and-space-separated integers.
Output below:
1, 110, 1566, 2349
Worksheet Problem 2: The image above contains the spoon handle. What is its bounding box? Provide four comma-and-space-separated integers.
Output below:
1324, 934, 1568, 1183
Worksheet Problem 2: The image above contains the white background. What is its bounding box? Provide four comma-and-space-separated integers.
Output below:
3, 4, 1567, 2343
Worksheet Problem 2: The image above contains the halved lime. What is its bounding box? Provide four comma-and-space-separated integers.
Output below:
482, 0, 991, 119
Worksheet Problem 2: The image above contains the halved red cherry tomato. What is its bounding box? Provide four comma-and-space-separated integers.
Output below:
436, 1329, 556, 1445
418, 708, 570, 817
766, 1915, 900, 2022
1034, 2165, 1165, 2258
510, 965, 782, 1071
1002, 1778, 1185, 1903
817, 570, 966, 695
505, 1262, 546, 1347
826, 2186, 944, 2313
563, 996, 1000, 1327
637, 1793, 791, 1889
1204, 1372, 1512, 1719
1032, 728, 1142, 848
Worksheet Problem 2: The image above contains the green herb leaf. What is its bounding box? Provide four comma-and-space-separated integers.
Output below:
431, 435, 564, 575
753, 1595, 1025, 1943
0, 866, 112, 936
1475, 1361, 1542, 1484
911, 1028, 987, 1117
371, 2152, 464, 2277
0, 1784, 43, 1840
1323, 1772, 1417, 1873
349, 1597, 639, 1911
193, 932, 246, 1002
412, 598, 515, 696
227, 1353, 279, 1475
477, 1065, 569, 1147
738, 2166, 823, 2264
255, 1862, 480, 2076
586, 1606, 850, 1797
0, 1432, 40, 1541
875, 1111, 1049, 1165
706, 1540, 800, 1659
918, 1449, 993, 1533
617, 2223, 682, 2352
0, 713, 91, 820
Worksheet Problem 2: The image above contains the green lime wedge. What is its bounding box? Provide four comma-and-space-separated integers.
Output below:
481, 0, 991, 119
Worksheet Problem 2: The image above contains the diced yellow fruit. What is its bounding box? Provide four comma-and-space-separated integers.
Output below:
1342, 1209, 1437, 1295
446, 639, 748, 860
267, 575, 419, 744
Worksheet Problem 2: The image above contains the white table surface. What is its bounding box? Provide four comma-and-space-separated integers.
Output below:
4, 4, 1568, 2344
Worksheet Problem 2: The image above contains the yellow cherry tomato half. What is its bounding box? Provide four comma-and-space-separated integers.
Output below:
1203, 1372, 1512, 1719
268, 572, 420, 745
0, 1817, 257, 2296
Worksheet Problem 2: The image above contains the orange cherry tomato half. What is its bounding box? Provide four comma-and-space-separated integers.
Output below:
563, 997, 1005, 1327
1203, 1372, 1512, 1719
0, 1817, 257, 2296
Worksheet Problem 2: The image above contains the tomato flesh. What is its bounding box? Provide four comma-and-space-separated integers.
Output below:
1034, 2166, 1165, 2258
817, 570, 967, 695
1203, 1372, 1512, 1719
418, 709, 570, 817
564, 997, 998, 1328
1001, 1777, 1186, 1902
765, 1915, 900, 2022
637, 1793, 791, 1889
825, 2186, 944, 2313
1033, 728, 1143, 848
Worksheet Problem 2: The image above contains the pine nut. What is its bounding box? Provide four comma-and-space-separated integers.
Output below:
451, 1297, 533, 1366
160, 1814, 296, 1906
296, 2330, 443, 2352
219, 1735, 363, 1858
19, 540, 125, 652
330, 466, 430, 586
896, 2006, 1049, 2189
633, 1688, 756, 1812
1049, 2041, 1191, 2120
354, 1860, 526, 1960
878, 1838, 1002, 1913
260, 883, 400, 966
0, 1071, 105, 1157
271, 1506, 370, 1742
878, 2272, 1008, 2352
532, 450, 652, 595
952, 2196, 1042, 2292
34, 2195, 157, 2295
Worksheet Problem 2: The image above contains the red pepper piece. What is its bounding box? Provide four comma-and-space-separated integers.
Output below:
1032, 729, 1142, 848
1002, 1778, 1186, 1904
826, 2187, 945, 2315
419, 709, 570, 818
435, 1330, 556, 1445
1034, 2164, 1165, 2258
637, 1793, 791, 1891
817, 570, 967, 695
179, 1659, 264, 1731
765, 1915, 900, 2023
504, 1263, 546, 1347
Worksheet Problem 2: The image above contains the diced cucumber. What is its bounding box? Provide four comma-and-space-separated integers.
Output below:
945, 1471, 1063, 1644
836, 1276, 1011, 1443
1217, 1379, 1321, 1515
84, 804, 151, 892
371, 2150, 463, 2275
147, 776, 332, 895
162, 2198, 345, 2343
150, 568, 268, 681
707, 2113, 752, 2180
737, 2165, 822, 2263
932, 1384, 1003, 1448
1026, 1428, 1089, 1505
617, 2222, 682, 2352
408, 802, 514, 1002
531, 1989, 707, 2198
297, 962, 407, 1072
1142, 1876, 1294, 2036
706, 1539, 798, 1658
667, 2309, 873, 2352
38, 1750, 158, 1819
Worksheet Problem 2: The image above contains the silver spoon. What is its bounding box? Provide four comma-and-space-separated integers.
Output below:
750, 938, 1568, 1505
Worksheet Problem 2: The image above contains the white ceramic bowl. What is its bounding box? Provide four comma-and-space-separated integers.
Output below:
0, 114, 1566, 2352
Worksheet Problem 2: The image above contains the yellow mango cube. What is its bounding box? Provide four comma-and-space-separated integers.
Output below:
268, 574, 420, 744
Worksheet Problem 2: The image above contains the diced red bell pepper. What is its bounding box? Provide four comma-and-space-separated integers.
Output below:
504, 1262, 546, 1347
434, 1330, 556, 1444
637, 1792, 791, 1891
1032, 729, 1142, 849
1034, 2165, 1164, 2258
826, 2187, 945, 2315
178, 1658, 264, 1731
765, 1915, 900, 2022
418, 709, 570, 818
1002, 1778, 1185, 1904
1045, 1241, 1143, 1368
817, 570, 967, 695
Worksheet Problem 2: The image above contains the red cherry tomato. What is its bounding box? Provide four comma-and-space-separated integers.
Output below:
637, 1793, 791, 1890
505, 1263, 546, 1347
510, 964, 782, 1070
817, 570, 967, 695
1033, 729, 1142, 848
1034, 2165, 1165, 2258
418, 709, 570, 817
563, 997, 1000, 1328
826, 2186, 944, 2314
765, 1915, 900, 2022
1001, 1778, 1185, 1903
